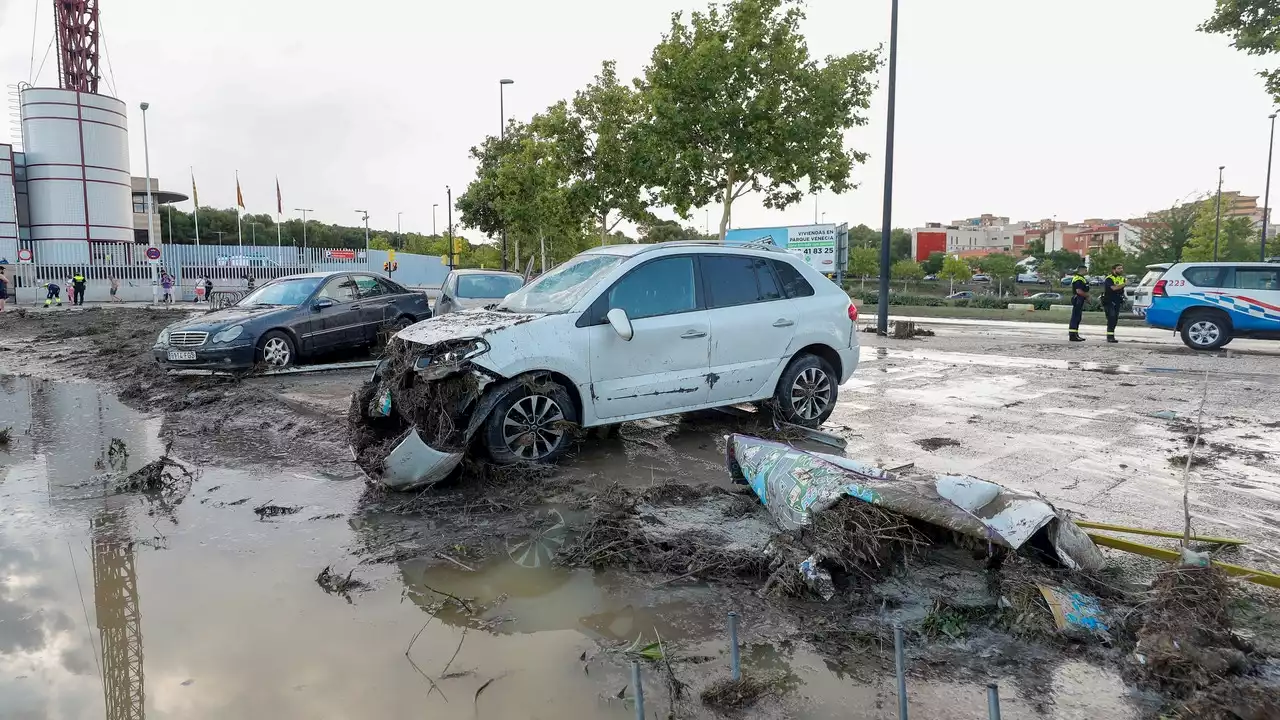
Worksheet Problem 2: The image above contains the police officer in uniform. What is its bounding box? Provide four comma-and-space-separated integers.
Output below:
1069, 265, 1089, 342
1102, 264, 1126, 343
72, 270, 87, 306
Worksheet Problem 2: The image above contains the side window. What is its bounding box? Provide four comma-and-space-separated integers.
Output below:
755, 258, 784, 301
353, 275, 386, 299
377, 278, 405, 295
318, 277, 358, 303
606, 256, 696, 320
772, 260, 815, 298
702, 256, 763, 308
1235, 268, 1279, 291
1183, 266, 1228, 288
443, 273, 456, 297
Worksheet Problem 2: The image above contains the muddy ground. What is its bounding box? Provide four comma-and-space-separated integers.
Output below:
2, 308, 1279, 719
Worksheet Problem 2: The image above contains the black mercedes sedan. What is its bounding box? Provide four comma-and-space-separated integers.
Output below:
152, 271, 431, 370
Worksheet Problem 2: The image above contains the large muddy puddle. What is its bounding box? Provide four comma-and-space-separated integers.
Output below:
0, 376, 1144, 718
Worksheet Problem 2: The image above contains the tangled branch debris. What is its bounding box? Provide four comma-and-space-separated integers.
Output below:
700, 675, 781, 710
254, 501, 302, 518
112, 455, 193, 495
316, 565, 369, 603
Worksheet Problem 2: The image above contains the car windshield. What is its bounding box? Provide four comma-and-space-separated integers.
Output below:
457, 274, 524, 299
237, 277, 323, 306
497, 254, 625, 313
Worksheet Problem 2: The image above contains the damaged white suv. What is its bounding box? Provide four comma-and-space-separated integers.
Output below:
351, 242, 859, 486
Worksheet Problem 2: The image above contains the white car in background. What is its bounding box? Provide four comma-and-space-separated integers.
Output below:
433, 269, 525, 316
386, 242, 860, 465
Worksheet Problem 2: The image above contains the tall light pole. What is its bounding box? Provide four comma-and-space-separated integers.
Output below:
295, 208, 313, 251
500, 78, 514, 270
248, 221, 261, 245
876, 0, 900, 335
356, 209, 370, 251
1264, 114, 1277, 261
432, 204, 439, 236
140, 102, 158, 302
446, 185, 454, 270
1213, 166, 1225, 262
396, 211, 403, 249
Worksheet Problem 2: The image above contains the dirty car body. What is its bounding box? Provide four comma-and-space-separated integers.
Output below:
153, 271, 430, 370
353, 242, 860, 489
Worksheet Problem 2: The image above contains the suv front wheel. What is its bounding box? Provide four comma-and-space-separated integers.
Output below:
772, 354, 839, 428
482, 377, 580, 465
1180, 310, 1233, 351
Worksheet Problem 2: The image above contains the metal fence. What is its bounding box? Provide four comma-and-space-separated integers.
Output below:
7, 240, 451, 303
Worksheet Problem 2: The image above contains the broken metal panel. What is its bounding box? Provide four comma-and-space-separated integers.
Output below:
726, 434, 1106, 571
380, 429, 463, 491
396, 309, 541, 346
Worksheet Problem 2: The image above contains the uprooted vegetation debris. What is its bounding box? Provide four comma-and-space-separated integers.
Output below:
315, 565, 369, 602
254, 501, 302, 518
699, 675, 782, 710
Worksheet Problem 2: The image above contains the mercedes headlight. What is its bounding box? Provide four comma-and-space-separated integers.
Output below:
156, 328, 170, 347
212, 325, 245, 343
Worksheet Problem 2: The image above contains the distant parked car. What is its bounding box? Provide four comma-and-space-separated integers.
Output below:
922, 274, 938, 281
971, 274, 991, 283
152, 271, 431, 370
1016, 272, 1041, 283
946, 291, 974, 300
1026, 292, 1062, 301
434, 269, 526, 316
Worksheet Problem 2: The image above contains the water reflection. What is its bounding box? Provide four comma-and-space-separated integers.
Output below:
92, 510, 146, 720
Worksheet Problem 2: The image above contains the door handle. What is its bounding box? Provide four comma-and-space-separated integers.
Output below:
680, 329, 708, 339
772, 319, 794, 327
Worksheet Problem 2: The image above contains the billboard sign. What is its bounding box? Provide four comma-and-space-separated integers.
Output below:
724, 224, 840, 272
325, 249, 356, 261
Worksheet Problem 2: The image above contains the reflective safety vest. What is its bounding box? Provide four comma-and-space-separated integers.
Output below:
72, 274, 86, 285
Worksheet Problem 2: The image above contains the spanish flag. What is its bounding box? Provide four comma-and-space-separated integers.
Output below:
276, 177, 283, 215
191, 169, 199, 207
236, 171, 245, 209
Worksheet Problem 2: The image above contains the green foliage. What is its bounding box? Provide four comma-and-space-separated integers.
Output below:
1036, 260, 1060, 289
1086, 243, 1128, 274
638, 0, 878, 238
847, 223, 879, 249
638, 219, 712, 243
1136, 200, 1198, 266
156, 206, 373, 248
890, 258, 923, 291
1200, 0, 1280, 102
938, 255, 971, 291
1046, 249, 1085, 272
980, 252, 1018, 295
889, 228, 912, 261
921, 251, 946, 275
1183, 199, 1261, 261
848, 247, 879, 290
1021, 237, 1046, 258
854, 291, 947, 307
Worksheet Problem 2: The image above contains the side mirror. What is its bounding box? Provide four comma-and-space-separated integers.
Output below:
313, 298, 334, 312
606, 308, 633, 341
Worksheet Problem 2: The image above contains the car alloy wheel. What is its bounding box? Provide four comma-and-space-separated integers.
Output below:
504, 508, 568, 568
262, 337, 292, 367
790, 366, 833, 421
502, 394, 566, 461
1187, 320, 1220, 348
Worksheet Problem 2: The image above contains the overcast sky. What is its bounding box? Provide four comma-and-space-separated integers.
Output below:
1, 0, 1276, 239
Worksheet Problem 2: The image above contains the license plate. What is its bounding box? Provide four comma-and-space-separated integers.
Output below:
167, 350, 197, 361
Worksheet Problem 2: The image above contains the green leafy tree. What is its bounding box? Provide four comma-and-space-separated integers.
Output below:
1036, 260, 1060, 290
921, 251, 946, 276
848, 223, 880, 249
1200, 1, 1280, 103
848, 247, 879, 290
964, 255, 985, 271
638, 0, 878, 239
980, 252, 1018, 296
1137, 200, 1201, 266
638, 219, 712, 243
1022, 237, 1046, 258
1086, 243, 1128, 276
938, 255, 971, 294
889, 228, 912, 261
890, 258, 923, 292
1047, 249, 1085, 273
1183, 211, 1260, 261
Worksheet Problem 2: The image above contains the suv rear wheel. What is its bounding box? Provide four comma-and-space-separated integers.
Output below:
772, 353, 838, 428
483, 378, 579, 465
1180, 310, 1233, 351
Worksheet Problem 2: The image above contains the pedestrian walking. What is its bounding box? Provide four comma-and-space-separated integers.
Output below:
0, 267, 8, 312
109, 276, 121, 302
160, 272, 174, 304
204, 277, 214, 304
246, 274, 256, 291
65, 275, 76, 305
1068, 265, 1089, 342
1103, 264, 1126, 344
43, 279, 62, 307
194, 275, 206, 303
71, 270, 87, 306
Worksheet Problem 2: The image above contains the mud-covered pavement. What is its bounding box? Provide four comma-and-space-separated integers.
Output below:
2, 308, 1278, 719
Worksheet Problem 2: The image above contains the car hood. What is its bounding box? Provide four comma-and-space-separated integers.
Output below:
396, 308, 543, 346
168, 304, 289, 331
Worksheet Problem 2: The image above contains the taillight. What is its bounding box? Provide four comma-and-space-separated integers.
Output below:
1152, 279, 1167, 297
848, 303, 859, 321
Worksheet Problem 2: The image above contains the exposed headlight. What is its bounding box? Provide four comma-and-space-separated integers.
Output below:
413, 339, 490, 374
156, 328, 170, 346
212, 325, 245, 343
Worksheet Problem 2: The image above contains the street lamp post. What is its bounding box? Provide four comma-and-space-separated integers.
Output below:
432, 204, 438, 236
397, 211, 403, 249
446, 185, 454, 270
1213, 166, 1225, 262
355, 210, 370, 252
876, 0, 900, 335
295, 208, 313, 253
248, 221, 261, 245
1264, 114, 1277, 261
140, 102, 158, 302
500, 78, 514, 270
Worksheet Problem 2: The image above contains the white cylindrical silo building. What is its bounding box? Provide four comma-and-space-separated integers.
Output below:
19, 88, 132, 263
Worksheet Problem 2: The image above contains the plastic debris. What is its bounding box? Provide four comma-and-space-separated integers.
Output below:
1037, 584, 1110, 638
1148, 410, 1179, 420
371, 389, 392, 417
